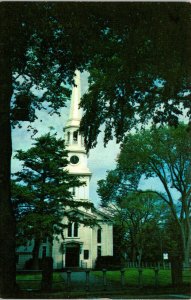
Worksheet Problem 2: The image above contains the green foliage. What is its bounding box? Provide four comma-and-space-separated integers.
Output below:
163, 216, 183, 261
95, 256, 122, 270
79, 3, 191, 149
98, 169, 168, 263
12, 133, 92, 247
0, 2, 108, 125
98, 124, 191, 264
113, 224, 128, 260
118, 124, 191, 218
118, 124, 191, 265
5, 2, 190, 144
98, 169, 139, 206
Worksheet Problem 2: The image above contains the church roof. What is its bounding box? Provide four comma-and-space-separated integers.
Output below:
65, 207, 113, 223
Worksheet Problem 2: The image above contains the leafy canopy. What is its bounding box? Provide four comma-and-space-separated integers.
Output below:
98, 169, 168, 263
79, 2, 191, 149
117, 124, 191, 263
118, 124, 191, 215
2, 2, 107, 123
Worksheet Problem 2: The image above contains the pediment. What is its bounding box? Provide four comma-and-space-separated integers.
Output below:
65, 207, 112, 223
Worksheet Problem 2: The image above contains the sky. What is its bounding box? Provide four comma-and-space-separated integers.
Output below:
11, 72, 120, 206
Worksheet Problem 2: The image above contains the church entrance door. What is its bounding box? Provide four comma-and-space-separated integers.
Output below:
65, 243, 80, 267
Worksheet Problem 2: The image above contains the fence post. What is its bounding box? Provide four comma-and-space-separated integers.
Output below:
154, 267, 159, 288
67, 270, 71, 291
120, 268, 125, 288
138, 268, 143, 288
85, 270, 90, 291
102, 269, 107, 290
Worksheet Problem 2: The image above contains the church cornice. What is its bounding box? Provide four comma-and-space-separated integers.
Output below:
66, 149, 87, 154
68, 172, 92, 177
64, 124, 80, 130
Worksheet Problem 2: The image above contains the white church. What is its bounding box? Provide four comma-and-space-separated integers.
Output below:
16, 71, 113, 270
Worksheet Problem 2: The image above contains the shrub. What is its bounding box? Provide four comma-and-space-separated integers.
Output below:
95, 255, 122, 270
24, 258, 43, 270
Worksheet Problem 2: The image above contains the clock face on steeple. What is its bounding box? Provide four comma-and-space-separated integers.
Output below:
70, 155, 79, 165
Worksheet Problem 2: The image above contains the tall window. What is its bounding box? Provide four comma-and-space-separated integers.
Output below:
97, 228, 101, 243
97, 246, 101, 257
68, 222, 78, 237
74, 222, 78, 237
84, 250, 89, 260
68, 223, 72, 237
67, 132, 70, 143
73, 131, 78, 143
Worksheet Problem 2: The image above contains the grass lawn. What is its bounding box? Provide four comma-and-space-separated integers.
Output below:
16, 272, 64, 290
16, 268, 191, 291
93, 268, 191, 287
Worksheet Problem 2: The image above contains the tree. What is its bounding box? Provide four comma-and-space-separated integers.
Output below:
118, 124, 191, 266
0, 2, 106, 295
98, 171, 168, 265
163, 216, 183, 285
79, 3, 191, 149
12, 133, 93, 269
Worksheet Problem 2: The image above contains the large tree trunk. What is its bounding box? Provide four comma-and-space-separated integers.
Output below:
171, 257, 183, 286
32, 239, 41, 270
181, 225, 191, 268
0, 7, 16, 297
137, 248, 142, 268
183, 241, 190, 268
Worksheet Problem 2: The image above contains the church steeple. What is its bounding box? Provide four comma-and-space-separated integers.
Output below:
66, 70, 82, 128
64, 71, 92, 201
64, 70, 85, 153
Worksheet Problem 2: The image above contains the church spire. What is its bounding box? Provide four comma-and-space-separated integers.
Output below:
63, 70, 92, 201
66, 70, 82, 128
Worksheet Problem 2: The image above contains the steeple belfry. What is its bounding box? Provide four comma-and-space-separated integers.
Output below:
64, 70, 92, 201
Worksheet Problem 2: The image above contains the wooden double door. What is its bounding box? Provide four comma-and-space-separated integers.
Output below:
65, 243, 80, 267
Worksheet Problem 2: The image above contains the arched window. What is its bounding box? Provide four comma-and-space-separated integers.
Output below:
68, 223, 72, 237
74, 222, 78, 237
67, 222, 78, 237
97, 228, 101, 243
73, 131, 78, 143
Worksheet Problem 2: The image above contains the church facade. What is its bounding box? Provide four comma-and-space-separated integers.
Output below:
16, 71, 113, 270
